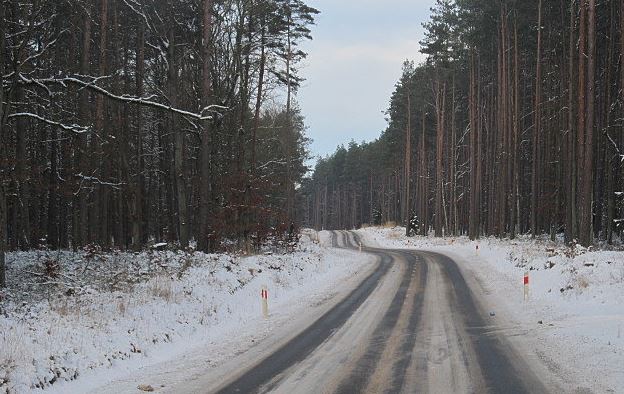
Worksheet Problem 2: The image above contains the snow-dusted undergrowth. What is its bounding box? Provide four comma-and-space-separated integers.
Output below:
357, 226, 624, 393
0, 231, 368, 393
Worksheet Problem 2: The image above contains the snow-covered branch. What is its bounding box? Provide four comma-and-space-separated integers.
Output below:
18, 75, 227, 121
75, 174, 125, 193
120, 0, 154, 32
8, 112, 90, 134
18, 30, 68, 70
257, 160, 287, 170
605, 131, 623, 162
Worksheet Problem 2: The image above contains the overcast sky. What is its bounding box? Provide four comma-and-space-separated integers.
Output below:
297, 0, 435, 164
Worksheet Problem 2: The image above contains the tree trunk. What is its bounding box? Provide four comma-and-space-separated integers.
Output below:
96, 0, 109, 246
450, 75, 457, 236
405, 89, 412, 236
0, 180, 4, 287
469, 51, 479, 240
15, 86, 30, 249
285, 11, 295, 224
47, 126, 59, 249
76, 11, 91, 247
531, 0, 543, 237
168, 29, 189, 249
476, 59, 483, 237
420, 110, 428, 236
252, 24, 266, 173
198, 0, 214, 252
612, 0, 624, 243
0, 184, 5, 288
580, 0, 596, 246
435, 80, 445, 237
566, 0, 578, 243
511, 17, 520, 239
0, 0, 5, 285
577, 0, 587, 242
131, 20, 145, 250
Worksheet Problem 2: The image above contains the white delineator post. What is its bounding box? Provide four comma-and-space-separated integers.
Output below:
261, 286, 268, 318
359, 242, 362, 252
523, 271, 529, 301
475, 244, 479, 255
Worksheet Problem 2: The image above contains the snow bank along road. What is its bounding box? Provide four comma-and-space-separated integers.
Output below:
208, 230, 552, 394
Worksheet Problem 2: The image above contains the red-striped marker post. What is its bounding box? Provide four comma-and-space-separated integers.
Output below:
523, 271, 529, 301
261, 286, 269, 318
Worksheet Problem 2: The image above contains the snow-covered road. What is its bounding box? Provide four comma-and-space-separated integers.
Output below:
356, 226, 624, 393
204, 231, 552, 393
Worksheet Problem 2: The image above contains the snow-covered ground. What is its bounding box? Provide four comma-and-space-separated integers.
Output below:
3, 227, 621, 393
357, 226, 624, 393
0, 231, 374, 393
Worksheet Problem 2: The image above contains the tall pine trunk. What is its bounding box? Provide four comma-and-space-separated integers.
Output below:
469, 51, 479, 240
580, 0, 596, 246
252, 24, 266, 173
75, 12, 91, 247
566, 0, 578, 243
199, 0, 214, 252
531, 0, 543, 237
420, 110, 428, 236
131, 20, 145, 250
435, 80, 445, 237
511, 17, 520, 239
0, 0, 5, 287
169, 29, 189, 249
404, 89, 412, 236
577, 0, 587, 242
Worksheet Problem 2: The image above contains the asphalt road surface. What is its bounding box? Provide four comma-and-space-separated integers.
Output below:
208, 231, 550, 394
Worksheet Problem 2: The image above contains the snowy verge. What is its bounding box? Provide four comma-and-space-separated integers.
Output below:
0, 231, 374, 393
356, 226, 624, 393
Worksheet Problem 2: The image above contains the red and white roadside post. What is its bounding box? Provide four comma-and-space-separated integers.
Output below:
523, 271, 529, 301
261, 285, 269, 318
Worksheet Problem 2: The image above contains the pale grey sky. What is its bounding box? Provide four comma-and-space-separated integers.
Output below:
298, 0, 435, 162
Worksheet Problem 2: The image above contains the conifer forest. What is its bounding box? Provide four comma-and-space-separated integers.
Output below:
3, 0, 624, 289
0, 0, 318, 287
301, 0, 624, 248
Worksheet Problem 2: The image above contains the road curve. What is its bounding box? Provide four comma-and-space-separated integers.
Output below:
212, 230, 550, 394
